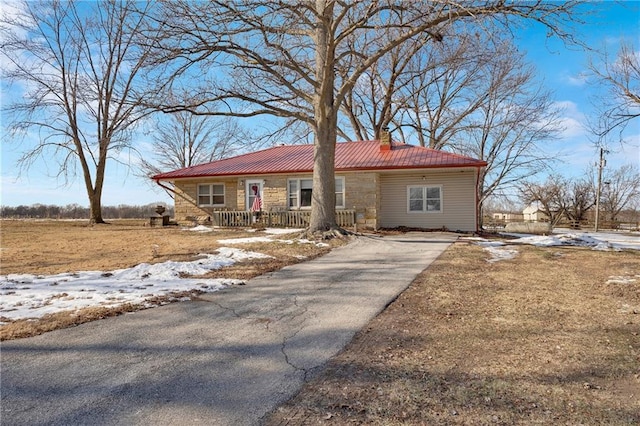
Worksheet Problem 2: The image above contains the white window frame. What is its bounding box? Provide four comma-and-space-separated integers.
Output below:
407, 185, 443, 214
197, 183, 225, 207
287, 177, 345, 209
335, 177, 345, 209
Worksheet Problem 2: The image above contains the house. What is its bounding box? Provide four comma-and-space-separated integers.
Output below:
152, 132, 487, 232
523, 202, 549, 222
492, 212, 524, 222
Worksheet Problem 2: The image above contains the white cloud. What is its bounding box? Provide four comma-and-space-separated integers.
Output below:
0, 1, 35, 74
553, 100, 588, 139
564, 72, 589, 87
601, 138, 640, 173
554, 100, 582, 116
0, 1, 31, 42
559, 116, 586, 138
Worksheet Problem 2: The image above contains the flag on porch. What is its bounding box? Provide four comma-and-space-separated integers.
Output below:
251, 195, 262, 212
250, 185, 262, 212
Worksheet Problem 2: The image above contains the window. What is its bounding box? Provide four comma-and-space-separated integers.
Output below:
407, 185, 442, 213
300, 179, 313, 207
288, 180, 298, 208
198, 184, 225, 206
335, 178, 344, 208
288, 177, 345, 209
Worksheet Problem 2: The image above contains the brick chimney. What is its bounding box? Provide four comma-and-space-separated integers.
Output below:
380, 127, 391, 152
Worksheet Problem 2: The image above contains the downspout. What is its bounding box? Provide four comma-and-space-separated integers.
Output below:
155, 179, 175, 198
154, 179, 201, 210
475, 166, 482, 234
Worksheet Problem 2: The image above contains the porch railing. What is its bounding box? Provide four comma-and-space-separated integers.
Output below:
211, 209, 356, 228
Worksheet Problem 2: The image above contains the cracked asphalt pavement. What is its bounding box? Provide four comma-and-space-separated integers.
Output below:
1, 233, 457, 425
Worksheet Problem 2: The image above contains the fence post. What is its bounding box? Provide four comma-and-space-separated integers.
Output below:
353, 210, 357, 233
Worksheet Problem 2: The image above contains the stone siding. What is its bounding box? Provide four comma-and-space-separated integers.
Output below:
344, 172, 379, 229
237, 177, 289, 212
173, 178, 238, 224
172, 173, 381, 228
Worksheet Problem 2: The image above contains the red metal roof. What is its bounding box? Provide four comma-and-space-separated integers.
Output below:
152, 140, 486, 180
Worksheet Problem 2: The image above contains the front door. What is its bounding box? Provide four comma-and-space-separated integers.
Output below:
246, 180, 263, 212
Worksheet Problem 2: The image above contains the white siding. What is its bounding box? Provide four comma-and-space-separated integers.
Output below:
379, 170, 478, 232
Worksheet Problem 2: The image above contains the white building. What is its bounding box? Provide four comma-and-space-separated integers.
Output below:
523, 202, 549, 222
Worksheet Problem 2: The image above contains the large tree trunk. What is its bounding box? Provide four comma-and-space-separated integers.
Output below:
308, 0, 338, 233
85, 150, 107, 225
309, 116, 338, 232
88, 191, 105, 224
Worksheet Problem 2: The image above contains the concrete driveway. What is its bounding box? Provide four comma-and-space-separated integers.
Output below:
1, 233, 457, 426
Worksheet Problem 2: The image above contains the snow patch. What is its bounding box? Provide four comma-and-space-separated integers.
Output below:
509, 233, 616, 250
606, 275, 639, 285
218, 236, 274, 244
218, 235, 329, 247
184, 225, 214, 232
263, 228, 304, 235
485, 245, 518, 263
464, 230, 639, 263
0, 248, 270, 321
468, 239, 518, 262
506, 229, 640, 251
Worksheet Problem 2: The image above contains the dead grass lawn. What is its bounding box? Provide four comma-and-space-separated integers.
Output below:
0, 219, 341, 340
3, 220, 639, 424
266, 242, 640, 425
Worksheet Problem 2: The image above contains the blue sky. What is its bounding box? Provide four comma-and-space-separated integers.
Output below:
1, 1, 639, 208
512, 1, 639, 181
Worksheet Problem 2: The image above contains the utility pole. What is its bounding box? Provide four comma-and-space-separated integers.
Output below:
594, 147, 607, 232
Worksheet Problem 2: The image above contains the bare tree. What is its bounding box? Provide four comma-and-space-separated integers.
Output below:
520, 176, 567, 226
338, 36, 427, 142
140, 112, 251, 177
340, 33, 563, 227
521, 173, 600, 226
1, 0, 159, 223
600, 164, 640, 223
589, 41, 640, 140
451, 41, 563, 225
562, 178, 595, 223
140, 108, 255, 203
399, 33, 494, 150
341, 28, 494, 148
149, 0, 582, 233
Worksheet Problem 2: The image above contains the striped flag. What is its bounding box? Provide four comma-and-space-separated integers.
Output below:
250, 185, 262, 212
251, 195, 262, 212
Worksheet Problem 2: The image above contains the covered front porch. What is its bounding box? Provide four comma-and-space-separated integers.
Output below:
189, 209, 357, 229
